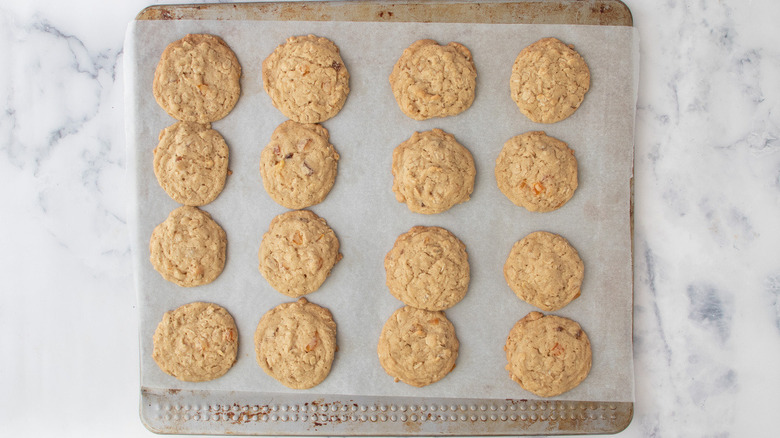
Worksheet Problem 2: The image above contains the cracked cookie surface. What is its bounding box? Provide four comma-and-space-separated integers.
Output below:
153, 302, 238, 382
510, 37, 590, 124
262, 35, 350, 123
377, 306, 459, 387
254, 298, 338, 389
495, 131, 578, 212
149, 206, 227, 287
389, 39, 477, 120
385, 226, 469, 311
504, 231, 584, 311
153, 34, 241, 123
154, 121, 229, 206
258, 210, 341, 297
504, 311, 591, 397
260, 120, 339, 209
392, 129, 475, 214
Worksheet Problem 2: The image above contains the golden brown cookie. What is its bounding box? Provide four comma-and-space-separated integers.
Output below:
495, 131, 578, 212
510, 37, 590, 124
258, 210, 341, 297
259, 120, 340, 209
504, 311, 592, 397
377, 306, 459, 387
254, 298, 338, 389
389, 39, 477, 120
262, 35, 350, 123
504, 231, 584, 311
149, 206, 227, 287
153, 121, 229, 206
152, 302, 238, 382
392, 129, 476, 214
153, 34, 242, 123
384, 226, 469, 311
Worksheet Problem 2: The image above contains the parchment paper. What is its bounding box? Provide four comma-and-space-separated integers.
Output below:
126, 19, 638, 402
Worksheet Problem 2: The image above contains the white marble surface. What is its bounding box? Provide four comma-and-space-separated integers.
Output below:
1, 0, 778, 436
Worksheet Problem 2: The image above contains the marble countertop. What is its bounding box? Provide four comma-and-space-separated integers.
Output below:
2, 0, 778, 436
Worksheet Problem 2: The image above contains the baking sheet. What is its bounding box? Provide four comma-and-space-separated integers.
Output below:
127, 19, 637, 403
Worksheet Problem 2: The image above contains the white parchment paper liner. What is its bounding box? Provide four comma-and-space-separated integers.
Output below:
126, 20, 638, 402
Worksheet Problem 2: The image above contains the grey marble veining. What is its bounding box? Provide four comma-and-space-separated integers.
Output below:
1, 0, 779, 437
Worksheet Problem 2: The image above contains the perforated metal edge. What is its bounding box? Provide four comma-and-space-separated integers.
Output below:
141, 388, 633, 435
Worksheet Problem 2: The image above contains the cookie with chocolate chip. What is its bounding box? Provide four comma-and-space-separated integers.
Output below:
259, 120, 339, 209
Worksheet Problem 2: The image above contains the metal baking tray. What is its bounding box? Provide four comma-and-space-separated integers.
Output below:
130, 1, 635, 435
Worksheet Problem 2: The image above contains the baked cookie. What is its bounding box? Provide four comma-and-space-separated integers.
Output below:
149, 206, 227, 287
153, 121, 229, 206
392, 129, 476, 214
259, 120, 340, 209
254, 298, 338, 389
384, 226, 469, 311
377, 306, 459, 387
153, 302, 238, 382
258, 210, 341, 297
510, 37, 590, 124
504, 231, 584, 311
504, 311, 592, 397
389, 39, 477, 120
262, 35, 350, 123
153, 34, 242, 123
495, 131, 578, 212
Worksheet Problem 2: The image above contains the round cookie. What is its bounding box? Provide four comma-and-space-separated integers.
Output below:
254, 298, 338, 389
258, 210, 341, 297
377, 306, 459, 387
495, 131, 578, 212
153, 121, 229, 206
262, 35, 350, 123
384, 226, 469, 311
392, 129, 476, 214
259, 120, 340, 209
504, 311, 592, 397
504, 231, 584, 311
149, 206, 227, 287
510, 37, 590, 124
153, 34, 242, 123
389, 39, 477, 120
153, 302, 238, 382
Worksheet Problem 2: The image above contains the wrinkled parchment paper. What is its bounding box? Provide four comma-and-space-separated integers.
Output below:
126, 19, 638, 402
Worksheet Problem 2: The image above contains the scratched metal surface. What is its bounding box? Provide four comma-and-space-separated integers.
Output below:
133, 1, 634, 435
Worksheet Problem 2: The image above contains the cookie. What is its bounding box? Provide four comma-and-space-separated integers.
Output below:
377, 306, 459, 387
262, 35, 350, 123
389, 39, 477, 120
510, 37, 590, 124
258, 210, 341, 297
392, 129, 476, 214
504, 231, 584, 311
495, 131, 578, 212
153, 34, 242, 123
259, 120, 340, 209
384, 226, 469, 311
152, 302, 238, 382
153, 121, 229, 206
504, 311, 592, 397
254, 298, 338, 389
149, 206, 227, 287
